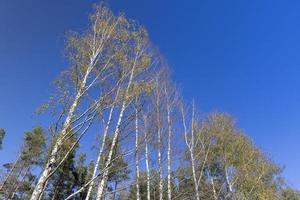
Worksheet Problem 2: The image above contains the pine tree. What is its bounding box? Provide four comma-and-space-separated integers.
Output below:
74, 153, 89, 199
0, 127, 46, 199
99, 136, 130, 199
46, 136, 77, 200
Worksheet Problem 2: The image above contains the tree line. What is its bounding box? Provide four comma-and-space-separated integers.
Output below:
0, 3, 299, 200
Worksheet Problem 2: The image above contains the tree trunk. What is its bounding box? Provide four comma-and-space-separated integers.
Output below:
95, 64, 136, 200
85, 87, 120, 200
190, 112, 200, 200
181, 105, 200, 200
166, 104, 172, 200
95, 101, 126, 200
144, 116, 151, 200
135, 106, 140, 200
30, 60, 95, 200
156, 90, 163, 200
154, 78, 164, 200
190, 150, 200, 200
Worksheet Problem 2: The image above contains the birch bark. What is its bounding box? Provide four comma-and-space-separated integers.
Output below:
135, 104, 141, 200
95, 58, 137, 200
85, 87, 120, 200
144, 116, 151, 200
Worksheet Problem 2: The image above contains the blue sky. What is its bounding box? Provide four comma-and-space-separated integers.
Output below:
0, 0, 300, 188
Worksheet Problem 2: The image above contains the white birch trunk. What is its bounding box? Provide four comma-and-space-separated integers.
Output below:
31, 7, 118, 200
30, 57, 95, 200
95, 63, 136, 200
181, 105, 200, 200
158, 133, 163, 200
156, 85, 163, 200
135, 105, 140, 200
225, 166, 233, 193
190, 150, 200, 200
190, 110, 200, 200
166, 103, 172, 200
85, 87, 120, 200
95, 100, 126, 200
144, 117, 151, 200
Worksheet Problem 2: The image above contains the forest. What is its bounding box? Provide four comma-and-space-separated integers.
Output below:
0, 2, 299, 200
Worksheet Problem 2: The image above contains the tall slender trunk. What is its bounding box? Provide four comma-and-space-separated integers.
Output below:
158, 135, 163, 200
85, 87, 120, 200
95, 63, 136, 200
225, 165, 234, 199
95, 101, 126, 200
190, 150, 200, 200
181, 105, 200, 200
135, 105, 140, 200
225, 166, 233, 193
166, 104, 172, 200
190, 108, 200, 200
30, 59, 95, 200
29, 13, 120, 197
144, 116, 151, 200
156, 84, 163, 200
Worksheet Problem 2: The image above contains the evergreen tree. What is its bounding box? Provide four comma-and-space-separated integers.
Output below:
0, 127, 46, 199
99, 136, 130, 199
46, 136, 78, 200
74, 153, 89, 199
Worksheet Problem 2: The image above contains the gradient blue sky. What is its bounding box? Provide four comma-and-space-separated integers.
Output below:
0, 0, 300, 188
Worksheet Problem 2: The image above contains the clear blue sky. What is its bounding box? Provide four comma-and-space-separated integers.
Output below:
0, 0, 300, 188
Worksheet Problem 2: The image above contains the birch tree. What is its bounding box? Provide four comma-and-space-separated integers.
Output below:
163, 79, 179, 200
85, 85, 121, 200
143, 114, 151, 200
178, 112, 282, 200
134, 99, 141, 200
30, 4, 130, 200
181, 103, 204, 200
153, 73, 164, 200
203, 113, 281, 200
95, 22, 153, 200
